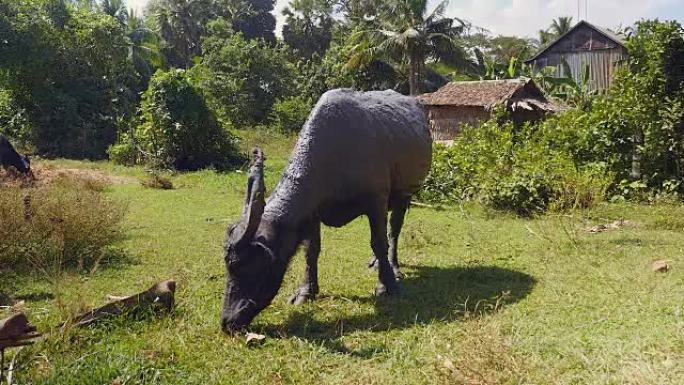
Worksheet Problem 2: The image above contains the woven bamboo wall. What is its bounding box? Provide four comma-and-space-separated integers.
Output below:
426, 106, 491, 141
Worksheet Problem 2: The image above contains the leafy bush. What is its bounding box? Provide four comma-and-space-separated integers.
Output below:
418, 121, 515, 204
130, 69, 242, 171
268, 96, 314, 132
200, 27, 296, 127
0, 173, 126, 271
532, 20, 684, 198
107, 133, 139, 166
0, 3, 137, 159
419, 121, 611, 216
483, 169, 554, 216
0, 89, 31, 146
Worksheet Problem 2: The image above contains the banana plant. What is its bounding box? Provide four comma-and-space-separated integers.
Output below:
544, 58, 595, 107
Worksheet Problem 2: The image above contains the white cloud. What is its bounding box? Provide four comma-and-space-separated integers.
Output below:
441, 0, 683, 38
127, 0, 149, 14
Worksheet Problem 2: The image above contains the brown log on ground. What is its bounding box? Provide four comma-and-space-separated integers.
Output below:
72, 280, 177, 327
0, 313, 41, 349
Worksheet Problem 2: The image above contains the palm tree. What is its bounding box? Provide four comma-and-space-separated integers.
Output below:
100, 0, 128, 25
550, 16, 574, 36
126, 11, 163, 87
538, 29, 555, 46
538, 16, 574, 47
347, 0, 468, 95
151, 0, 214, 68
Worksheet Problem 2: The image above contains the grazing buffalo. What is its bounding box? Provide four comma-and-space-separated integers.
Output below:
0, 134, 30, 174
221, 89, 432, 331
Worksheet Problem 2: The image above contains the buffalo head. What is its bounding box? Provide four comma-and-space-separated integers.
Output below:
19, 154, 31, 174
221, 148, 286, 332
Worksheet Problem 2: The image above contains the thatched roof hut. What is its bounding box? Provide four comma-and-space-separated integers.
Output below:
418, 78, 562, 141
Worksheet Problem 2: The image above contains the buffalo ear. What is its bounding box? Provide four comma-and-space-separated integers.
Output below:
237, 148, 266, 243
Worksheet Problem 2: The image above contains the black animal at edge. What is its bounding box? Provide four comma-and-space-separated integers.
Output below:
221, 89, 432, 332
0, 134, 31, 175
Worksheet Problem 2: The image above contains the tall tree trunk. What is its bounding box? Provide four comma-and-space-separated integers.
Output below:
631, 128, 643, 180
409, 50, 422, 96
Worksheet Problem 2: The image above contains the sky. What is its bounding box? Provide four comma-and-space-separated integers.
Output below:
127, 0, 684, 38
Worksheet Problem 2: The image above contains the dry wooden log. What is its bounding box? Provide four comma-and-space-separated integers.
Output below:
72, 280, 176, 327
410, 201, 439, 209
0, 313, 41, 349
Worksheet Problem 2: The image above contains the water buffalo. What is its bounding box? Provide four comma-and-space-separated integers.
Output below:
221, 89, 432, 332
0, 134, 30, 174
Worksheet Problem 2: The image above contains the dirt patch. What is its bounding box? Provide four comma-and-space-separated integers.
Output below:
0, 165, 134, 189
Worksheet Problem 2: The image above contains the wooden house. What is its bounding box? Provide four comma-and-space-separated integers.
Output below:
418, 78, 561, 141
525, 20, 628, 91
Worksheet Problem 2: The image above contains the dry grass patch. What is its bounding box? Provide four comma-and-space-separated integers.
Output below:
140, 173, 174, 190
0, 166, 127, 273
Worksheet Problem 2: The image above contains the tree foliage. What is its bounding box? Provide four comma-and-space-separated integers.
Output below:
347, 0, 469, 95
282, 0, 336, 59
148, 0, 215, 68
128, 69, 241, 170
0, 0, 137, 158
231, 0, 276, 44
538, 16, 574, 46
200, 27, 296, 126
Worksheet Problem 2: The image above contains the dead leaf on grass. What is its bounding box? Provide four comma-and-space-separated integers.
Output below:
246, 332, 266, 346
651, 260, 671, 273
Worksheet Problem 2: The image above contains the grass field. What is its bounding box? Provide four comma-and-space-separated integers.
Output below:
2, 131, 684, 384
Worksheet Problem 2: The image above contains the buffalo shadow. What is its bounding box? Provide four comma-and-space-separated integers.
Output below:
262, 264, 536, 345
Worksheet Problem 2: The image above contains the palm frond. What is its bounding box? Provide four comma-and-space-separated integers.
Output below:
425, 0, 449, 25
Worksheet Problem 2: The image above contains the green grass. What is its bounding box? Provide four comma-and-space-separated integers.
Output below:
3, 131, 684, 384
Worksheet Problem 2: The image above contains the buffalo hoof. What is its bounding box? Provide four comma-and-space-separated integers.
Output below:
375, 282, 399, 297
288, 288, 316, 305
393, 269, 405, 281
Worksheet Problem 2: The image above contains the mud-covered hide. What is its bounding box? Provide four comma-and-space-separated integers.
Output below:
262, 89, 432, 224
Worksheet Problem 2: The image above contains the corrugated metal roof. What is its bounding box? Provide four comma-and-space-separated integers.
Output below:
526, 20, 627, 63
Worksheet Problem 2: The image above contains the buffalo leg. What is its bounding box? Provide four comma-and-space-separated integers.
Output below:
368, 201, 399, 296
387, 197, 410, 279
368, 197, 410, 280
289, 219, 321, 305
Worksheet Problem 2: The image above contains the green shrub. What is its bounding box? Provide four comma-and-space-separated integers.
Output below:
418, 122, 514, 204
268, 96, 314, 132
200, 30, 296, 127
132, 69, 242, 171
550, 164, 612, 212
483, 170, 554, 216
107, 134, 138, 166
419, 120, 611, 216
0, 89, 31, 146
0, 3, 137, 159
532, 20, 684, 198
0, 173, 126, 271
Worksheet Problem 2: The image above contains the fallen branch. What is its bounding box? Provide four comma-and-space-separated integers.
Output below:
72, 280, 177, 327
411, 201, 439, 209
586, 220, 637, 234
